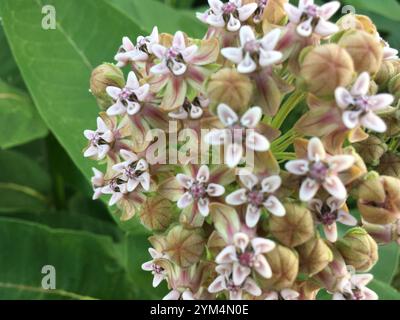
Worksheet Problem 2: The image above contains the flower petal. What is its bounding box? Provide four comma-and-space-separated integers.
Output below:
343, 110, 361, 129
284, 3, 302, 23
319, 1, 340, 20
177, 192, 194, 209
337, 210, 358, 226
264, 195, 286, 217
241, 106, 262, 128
238, 170, 259, 189
163, 290, 181, 300
221, 47, 243, 64
314, 19, 339, 37
285, 159, 309, 175
198, 197, 210, 217
323, 223, 338, 242
368, 94, 394, 111
246, 131, 270, 152
204, 129, 228, 146
281, 289, 300, 300
328, 155, 355, 173
217, 103, 239, 126
106, 86, 121, 100
335, 87, 354, 109
237, 52, 257, 73
360, 112, 387, 133
253, 254, 272, 278
251, 238, 275, 254
208, 275, 226, 293
239, 25, 256, 46
323, 175, 347, 200
352, 274, 373, 288
126, 71, 139, 90
226, 189, 248, 205
225, 143, 243, 168
196, 165, 210, 182
215, 245, 237, 264
237, 3, 258, 21
260, 28, 281, 51
261, 175, 281, 193
300, 178, 320, 202
233, 232, 250, 252
207, 183, 225, 197
227, 14, 241, 32
233, 262, 251, 286
245, 205, 261, 228
176, 174, 194, 189
351, 72, 370, 96
259, 50, 282, 67
153, 273, 165, 288
308, 137, 326, 161
243, 278, 261, 297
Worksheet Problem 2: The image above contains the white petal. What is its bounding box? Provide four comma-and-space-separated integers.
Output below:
190, 106, 203, 119
96, 117, 108, 132
141, 261, 153, 271
226, 189, 248, 205
314, 20, 339, 37
246, 131, 270, 152
243, 278, 261, 297
261, 175, 281, 193
368, 94, 394, 111
206, 14, 226, 28
237, 52, 257, 73
239, 25, 256, 47
300, 178, 320, 202
238, 170, 259, 190
328, 155, 355, 173
260, 28, 281, 51
127, 178, 140, 192
177, 192, 194, 209
152, 273, 165, 288
227, 15, 241, 32
83, 130, 95, 140
107, 101, 126, 116
264, 291, 279, 300
106, 86, 121, 100
337, 210, 358, 226
182, 45, 198, 62
241, 106, 262, 128
285, 159, 309, 175
251, 237, 275, 254
253, 254, 272, 278
151, 44, 167, 59
233, 232, 250, 252
207, 183, 225, 197
335, 87, 354, 109
217, 103, 239, 126
134, 83, 150, 101
323, 175, 347, 200
221, 47, 244, 64
283, 3, 302, 23
245, 205, 261, 228
150, 62, 169, 75
208, 0, 224, 12
352, 274, 373, 288
109, 192, 123, 206
362, 287, 378, 300
360, 112, 387, 133
84, 145, 98, 158
215, 245, 237, 264
198, 197, 210, 217
120, 149, 138, 162
308, 137, 326, 161
225, 143, 243, 168
319, 1, 340, 20
238, 3, 258, 21
323, 223, 338, 242
351, 72, 370, 96
176, 174, 194, 189
281, 289, 300, 300
163, 290, 181, 300
208, 276, 226, 293
197, 165, 210, 182
126, 71, 139, 90
233, 262, 251, 286
204, 129, 228, 146
139, 172, 151, 191
264, 195, 286, 217
169, 108, 188, 120
259, 49, 282, 67
173, 31, 186, 51
343, 110, 361, 129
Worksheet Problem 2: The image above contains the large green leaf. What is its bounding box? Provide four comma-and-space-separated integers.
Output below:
371, 243, 400, 284
0, 80, 48, 149
0, 217, 166, 299
369, 279, 400, 300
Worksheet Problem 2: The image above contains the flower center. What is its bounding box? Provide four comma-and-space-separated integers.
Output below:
226, 280, 240, 293
354, 96, 370, 111
119, 88, 137, 102
244, 40, 261, 53
305, 4, 319, 17
319, 204, 338, 225
239, 252, 254, 267
223, 2, 237, 14
247, 190, 265, 207
189, 181, 207, 199
309, 161, 329, 183
125, 161, 147, 179
352, 288, 364, 300
109, 178, 125, 193
152, 264, 164, 275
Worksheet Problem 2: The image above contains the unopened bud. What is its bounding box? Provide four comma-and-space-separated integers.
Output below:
336, 14, 377, 35
377, 152, 400, 178
353, 136, 387, 166
297, 237, 333, 277
375, 60, 397, 87
362, 220, 398, 245
389, 74, 400, 102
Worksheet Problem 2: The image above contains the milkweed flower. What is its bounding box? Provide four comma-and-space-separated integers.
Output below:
335, 72, 394, 133
285, 137, 355, 201
264, 289, 300, 300
83, 117, 114, 160
141, 248, 167, 288
333, 271, 377, 300
91, 168, 105, 200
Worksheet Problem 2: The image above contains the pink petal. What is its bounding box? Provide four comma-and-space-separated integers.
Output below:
260, 28, 281, 51
208, 275, 226, 293
198, 197, 210, 217
177, 192, 194, 209
84, 145, 97, 158
215, 245, 237, 264
284, 3, 302, 23
237, 52, 257, 73
335, 87, 354, 109
328, 155, 355, 173
181, 45, 198, 62
239, 25, 256, 47
106, 86, 121, 100
237, 3, 258, 21
233, 232, 250, 252
362, 287, 378, 300
226, 189, 248, 205
197, 165, 210, 182
225, 143, 243, 168
280, 289, 300, 300
352, 274, 373, 288
319, 1, 340, 20
241, 107, 262, 128
360, 112, 387, 133
323, 223, 338, 242
261, 175, 281, 193
107, 101, 126, 116
233, 262, 251, 286
83, 130, 95, 140
246, 131, 270, 152
122, 36, 134, 50
151, 44, 167, 59
153, 273, 164, 288
243, 278, 262, 296
238, 170, 259, 190
253, 254, 272, 278
163, 290, 181, 300
173, 31, 186, 51
217, 103, 239, 126
141, 261, 153, 271
300, 178, 320, 201
150, 62, 169, 75
227, 15, 241, 32
342, 110, 361, 129
259, 50, 282, 67
323, 175, 347, 200
176, 174, 194, 189
315, 19, 339, 37
368, 94, 394, 111
126, 71, 139, 90
206, 183, 225, 197
251, 238, 275, 254
264, 195, 286, 217
221, 47, 243, 64
245, 205, 261, 228
337, 210, 358, 226
351, 72, 370, 96
308, 137, 326, 161
285, 159, 309, 175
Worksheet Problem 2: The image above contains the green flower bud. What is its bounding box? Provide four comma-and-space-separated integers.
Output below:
375, 60, 396, 87
389, 73, 400, 102
353, 135, 387, 166
90, 63, 125, 110
297, 237, 333, 277
336, 227, 378, 272
139, 196, 175, 232
377, 152, 400, 178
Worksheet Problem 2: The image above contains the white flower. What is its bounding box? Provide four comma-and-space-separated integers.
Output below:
106, 71, 150, 116
333, 270, 378, 300
285, 137, 355, 202
150, 31, 198, 76
83, 117, 114, 160
208, 264, 262, 300
215, 232, 275, 286
176, 165, 225, 217
114, 26, 159, 67
168, 96, 209, 120
141, 248, 167, 288
112, 150, 151, 192
91, 168, 105, 200
205, 104, 270, 168
197, 0, 258, 32
221, 26, 282, 73
284, 0, 340, 38
226, 169, 285, 228
163, 289, 195, 300
101, 178, 127, 206
264, 289, 300, 300
335, 72, 394, 133
309, 197, 357, 242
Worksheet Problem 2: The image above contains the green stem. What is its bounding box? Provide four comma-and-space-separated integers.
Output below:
271, 91, 305, 129
0, 183, 49, 204
274, 152, 297, 161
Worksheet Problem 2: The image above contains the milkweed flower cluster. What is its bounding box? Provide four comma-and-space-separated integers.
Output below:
85, 0, 400, 300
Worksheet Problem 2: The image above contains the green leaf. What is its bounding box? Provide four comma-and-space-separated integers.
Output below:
0, 80, 48, 149
370, 243, 400, 284
105, 0, 206, 37
0, 217, 166, 299
0, 149, 51, 212
342, 0, 400, 22
369, 279, 400, 300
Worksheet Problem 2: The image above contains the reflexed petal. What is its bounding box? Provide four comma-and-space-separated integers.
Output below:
323, 223, 338, 242
217, 103, 239, 126
233, 262, 251, 286
126, 71, 139, 90
261, 176, 281, 193
251, 238, 275, 254
360, 112, 387, 133
207, 183, 225, 197
198, 197, 210, 217
107, 101, 126, 116
227, 15, 241, 32
182, 45, 198, 62
323, 175, 347, 200
319, 1, 340, 19
335, 87, 354, 109
253, 254, 272, 278
204, 129, 228, 145
109, 192, 123, 206
221, 47, 244, 64
141, 261, 153, 271
246, 131, 270, 152
283, 3, 302, 23
245, 205, 261, 228
208, 0, 224, 12
207, 14, 226, 28
134, 84, 150, 101
149, 248, 161, 259
106, 86, 121, 100
238, 170, 259, 190
300, 178, 320, 202
138, 172, 151, 191
151, 43, 167, 59
163, 290, 181, 300
127, 178, 140, 192
308, 137, 326, 161
176, 174, 194, 189
208, 275, 226, 293
259, 50, 282, 67
124, 50, 148, 61
197, 165, 210, 182
122, 36, 134, 50
215, 245, 237, 264
233, 232, 250, 252
96, 117, 108, 132
352, 274, 373, 288
241, 106, 262, 128
225, 143, 243, 168
239, 25, 256, 46
120, 149, 138, 162
97, 145, 110, 160
281, 289, 300, 300
285, 159, 309, 175
177, 192, 194, 209
226, 189, 248, 205
237, 52, 257, 73
84, 146, 98, 158
153, 274, 165, 288
83, 130, 95, 140
343, 110, 361, 129
264, 195, 286, 217
260, 28, 281, 51
150, 62, 169, 75
173, 31, 186, 51
368, 94, 394, 111
243, 278, 262, 296
337, 210, 358, 226
328, 155, 355, 173
351, 72, 370, 96
238, 3, 258, 21
314, 20, 339, 37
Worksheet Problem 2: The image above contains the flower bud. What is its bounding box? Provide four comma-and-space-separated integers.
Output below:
300, 44, 354, 97
375, 60, 396, 87
358, 175, 400, 225
293, 280, 321, 300
336, 227, 378, 272
297, 237, 333, 277
338, 30, 383, 75
382, 109, 400, 137
164, 225, 206, 268
269, 202, 314, 247
362, 220, 397, 245
257, 244, 299, 291
336, 14, 377, 35
207, 68, 253, 114
377, 152, 400, 178
139, 196, 175, 232
389, 74, 400, 102
353, 136, 387, 166
90, 63, 125, 110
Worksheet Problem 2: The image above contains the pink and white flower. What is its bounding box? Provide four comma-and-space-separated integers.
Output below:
333, 271, 378, 300
91, 168, 105, 200
264, 289, 300, 300
205, 104, 270, 168
101, 177, 128, 206
168, 96, 209, 120
150, 31, 198, 77
221, 26, 282, 73
309, 197, 357, 242
197, 0, 258, 32
335, 72, 394, 133
83, 117, 114, 160
106, 71, 150, 116
114, 27, 159, 67
163, 289, 195, 300
215, 232, 275, 286
208, 264, 262, 300
285, 137, 355, 201
284, 0, 340, 38
141, 248, 167, 288
112, 150, 151, 192
176, 165, 225, 217
226, 169, 285, 228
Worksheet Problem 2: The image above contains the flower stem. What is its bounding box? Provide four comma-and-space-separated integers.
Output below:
271, 91, 305, 129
